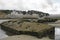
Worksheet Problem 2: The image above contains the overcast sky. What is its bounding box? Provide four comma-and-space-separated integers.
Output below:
0, 0, 60, 14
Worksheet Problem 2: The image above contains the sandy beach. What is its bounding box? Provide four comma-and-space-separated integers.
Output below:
1, 35, 53, 40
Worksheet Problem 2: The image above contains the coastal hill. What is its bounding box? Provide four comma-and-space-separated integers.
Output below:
0, 10, 49, 18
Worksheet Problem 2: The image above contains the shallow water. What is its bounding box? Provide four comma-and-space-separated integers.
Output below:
0, 20, 9, 39
0, 28, 8, 39
55, 28, 60, 40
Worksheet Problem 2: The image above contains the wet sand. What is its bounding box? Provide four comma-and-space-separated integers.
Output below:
1, 35, 53, 40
